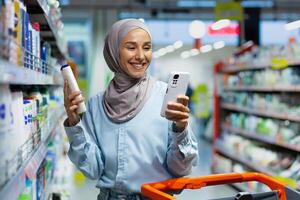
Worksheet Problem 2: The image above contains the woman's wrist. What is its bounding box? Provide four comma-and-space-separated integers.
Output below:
172, 122, 187, 133
67, 115, 80, 127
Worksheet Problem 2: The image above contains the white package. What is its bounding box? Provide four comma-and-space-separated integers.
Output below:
61, 64, 86, 114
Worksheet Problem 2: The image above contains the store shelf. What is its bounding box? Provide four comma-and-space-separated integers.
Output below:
0, 106, 65, 200
221, 63, 300, 73
223, 85, 300, 92
221, 65, 268, 73
0, 59, 63, 85
24, 0, 67, 60
221, 103, 300, 122
214, 47, 300, 195
222, 125, 300, 154
214, 145, 275, 176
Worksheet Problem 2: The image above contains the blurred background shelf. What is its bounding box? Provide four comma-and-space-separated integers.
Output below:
221, 103, 300, 122
221, 63, 300, 73
214, 145, 275, 176
223, 86, 300, 92
222, 125, 300, 154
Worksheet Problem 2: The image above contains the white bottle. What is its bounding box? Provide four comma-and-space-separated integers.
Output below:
61, 64, 86, 114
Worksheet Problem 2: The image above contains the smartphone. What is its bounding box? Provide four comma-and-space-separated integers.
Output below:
160, 71, 190, 117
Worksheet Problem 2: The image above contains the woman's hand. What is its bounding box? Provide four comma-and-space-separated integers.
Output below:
165, 95, 190, 132
63, 80, 85, 126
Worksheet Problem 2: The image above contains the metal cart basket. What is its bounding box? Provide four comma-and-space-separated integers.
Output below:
141, 172, 300, 200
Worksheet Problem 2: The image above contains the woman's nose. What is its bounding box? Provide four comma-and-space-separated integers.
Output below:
135, 49, 145, 60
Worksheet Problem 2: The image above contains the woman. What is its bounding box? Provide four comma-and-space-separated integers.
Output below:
63, 19, 198, 200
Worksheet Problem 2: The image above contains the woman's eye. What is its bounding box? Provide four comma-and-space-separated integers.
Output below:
126, 46, 135, 50
144, 46, 151, 50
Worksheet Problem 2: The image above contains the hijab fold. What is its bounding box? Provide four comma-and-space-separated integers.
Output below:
103, 19, 155, 123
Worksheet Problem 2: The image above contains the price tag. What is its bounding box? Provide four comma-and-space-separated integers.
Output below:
274, 176, 296, 188
271, 58, 288, 70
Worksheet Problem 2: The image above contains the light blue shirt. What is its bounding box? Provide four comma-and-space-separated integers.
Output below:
64, 80, 198, 194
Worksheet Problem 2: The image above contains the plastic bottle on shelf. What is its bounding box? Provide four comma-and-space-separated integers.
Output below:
18, 178, 33, 200
31, 22, 41, 71
10, 91, 25, 175
29, 87, 46, 140
0, 84, 14, 186
61, 64, 86, 114
41, 41, 51, 74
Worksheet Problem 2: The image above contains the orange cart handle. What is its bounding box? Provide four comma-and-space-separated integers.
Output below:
141, 172, 287, 200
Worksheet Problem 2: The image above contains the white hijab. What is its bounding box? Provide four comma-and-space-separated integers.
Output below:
102, 19, 155, 123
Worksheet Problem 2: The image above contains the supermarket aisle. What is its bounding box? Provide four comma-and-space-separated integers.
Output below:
65, 124, 236, 200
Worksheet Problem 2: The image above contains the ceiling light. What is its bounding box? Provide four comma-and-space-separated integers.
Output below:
157, 48, 167, 56
213, 41, 225, 49
173, 40, 183, 49
190, 48, 199, 56
165, 45, 175, 53
180, 51, 191, 59
200, 45, 212, 53
189, 20, 206, 39
211, 19, 231, 30
285, 20, 300, 31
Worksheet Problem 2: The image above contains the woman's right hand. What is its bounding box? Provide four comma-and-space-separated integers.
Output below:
64, 80, 85, 126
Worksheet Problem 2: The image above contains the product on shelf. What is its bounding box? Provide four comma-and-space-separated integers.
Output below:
0, 1, 66, 199
223, 42, 300, 70
0, 0, 65, 76
218, 132, 300, 190
223, 111, 300, 149
0, 85, 14, 187
223, 67, 300, 88
214, 42, 300, 192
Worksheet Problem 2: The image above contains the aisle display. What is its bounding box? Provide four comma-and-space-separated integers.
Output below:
213, 42, 300, 192
0, 0, 66, 199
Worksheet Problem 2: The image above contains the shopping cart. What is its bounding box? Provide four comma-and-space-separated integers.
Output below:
141, 172, 300, 200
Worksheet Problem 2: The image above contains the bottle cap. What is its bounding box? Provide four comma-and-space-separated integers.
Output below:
61, 64, 69, 70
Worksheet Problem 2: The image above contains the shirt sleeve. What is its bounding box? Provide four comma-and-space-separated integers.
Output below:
64, 100, 104, 180
166, 122, 198, 177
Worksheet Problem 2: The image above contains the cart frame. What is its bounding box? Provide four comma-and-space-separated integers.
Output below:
141, 172, 300, 200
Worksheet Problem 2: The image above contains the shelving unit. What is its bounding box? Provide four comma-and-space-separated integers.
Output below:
222, 125, 300, 154
221, 103, 300, 122
214, 145, 274, 176
223, 86, 300, 92
0, 59, 63, 85
220, 63, 300, 74
24, 0, 67, 60
0, 1, 66, 199
0, 107, 65, 200
213, 59, 300, 192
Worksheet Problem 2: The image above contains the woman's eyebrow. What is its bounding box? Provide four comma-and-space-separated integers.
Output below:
124, 41, 151, 45
125, 41, 136, 45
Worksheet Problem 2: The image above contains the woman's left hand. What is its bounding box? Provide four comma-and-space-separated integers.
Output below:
165, 95, 190, 132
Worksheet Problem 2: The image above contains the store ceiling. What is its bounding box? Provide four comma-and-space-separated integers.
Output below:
61, 0, 300, 20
